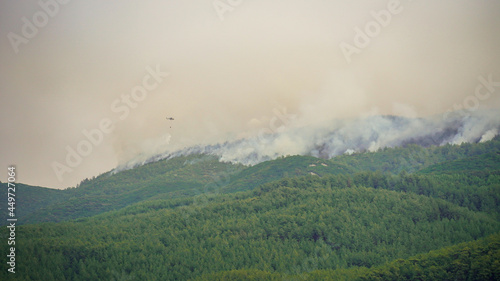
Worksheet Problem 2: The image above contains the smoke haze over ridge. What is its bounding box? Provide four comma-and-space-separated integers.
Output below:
114, 109, 500, 172
0, 0, 499, 188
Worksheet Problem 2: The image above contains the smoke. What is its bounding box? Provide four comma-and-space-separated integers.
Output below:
480, 129, 498, 143
1, 0, 499, 188
114, 109, 500, 172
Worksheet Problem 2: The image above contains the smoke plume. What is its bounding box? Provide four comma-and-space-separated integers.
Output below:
115, 109, 500, 172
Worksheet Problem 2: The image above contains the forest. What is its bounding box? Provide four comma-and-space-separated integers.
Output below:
0, 136, 499, 280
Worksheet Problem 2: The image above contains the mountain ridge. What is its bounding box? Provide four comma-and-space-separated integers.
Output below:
2, 172, 498, 280
3, 135, 499, 225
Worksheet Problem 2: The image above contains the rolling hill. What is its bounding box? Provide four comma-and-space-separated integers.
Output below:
3, 136, 500, 226
193, 232, 500, 280
1, 175, 498, 280
0, 137, 499, 280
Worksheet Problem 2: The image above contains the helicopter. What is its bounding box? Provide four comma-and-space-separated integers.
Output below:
166, 117, 174, 128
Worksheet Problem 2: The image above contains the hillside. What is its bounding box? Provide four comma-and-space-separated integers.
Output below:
0, 138, 499, 280
193, 232, 500, 280
0, 182, 70, 222
9, 136, 500, 225
1, 176, 498, 280
417, 152, 500, 174
3, 1, 500, 280
330, 137, 500, 174
16, 155, 244, 224
222, 155, 355, 193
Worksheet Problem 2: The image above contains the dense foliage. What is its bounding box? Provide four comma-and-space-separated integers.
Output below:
331, 136, 500, 174
1, 174, 499, 280
194, 233, 500, 280
0, 183, 69, 223
6, 136, 500, 225
0, 137, 499, 280
3, 155, 244, 224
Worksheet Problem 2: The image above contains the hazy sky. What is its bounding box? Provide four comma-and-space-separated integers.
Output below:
1, 0, 499, 189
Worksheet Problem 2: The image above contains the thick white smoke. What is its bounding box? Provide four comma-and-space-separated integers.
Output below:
114, 109, 500, 172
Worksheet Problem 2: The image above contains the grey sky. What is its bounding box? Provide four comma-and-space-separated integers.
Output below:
1, 0, 499, 188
